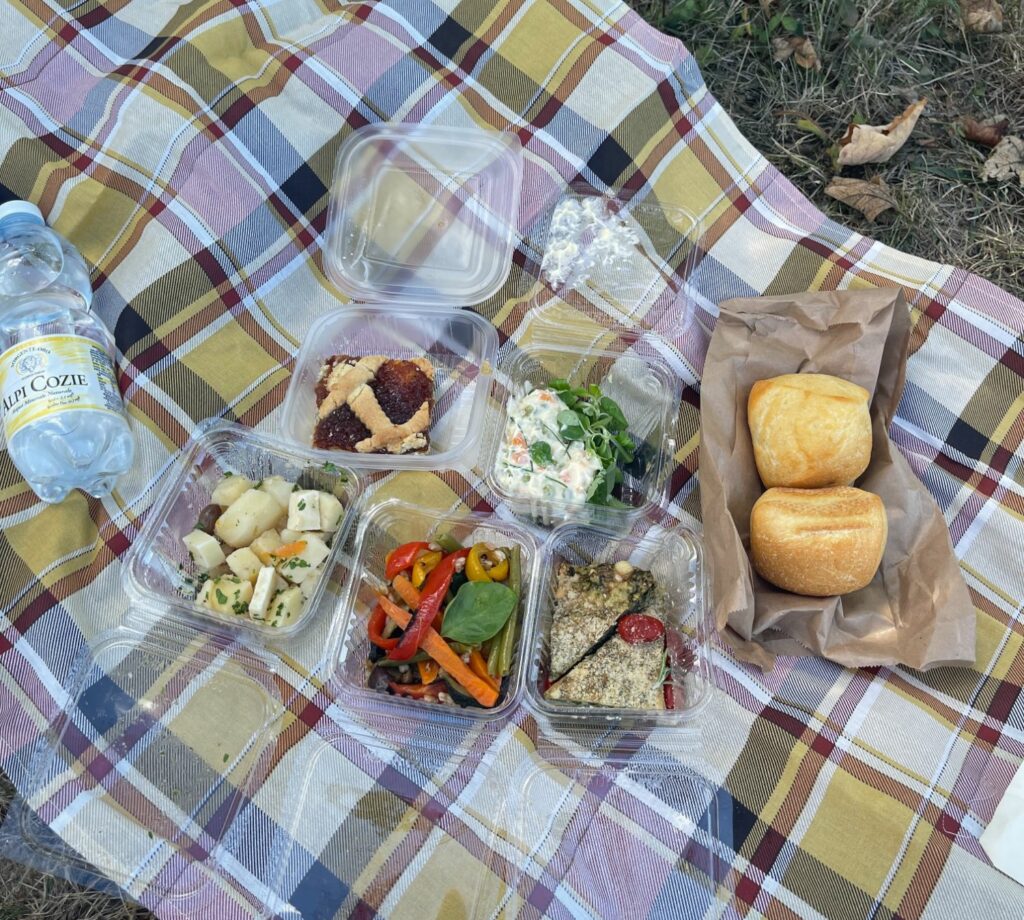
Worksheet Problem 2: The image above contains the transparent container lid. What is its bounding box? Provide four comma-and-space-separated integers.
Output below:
529, 188, 702, 338
279, 305, 497, 471
525, 520, 714, 730
502, 750, 730, 918
325, 123, 523, 307
123, 420, 362, 644
18, 630, 288, 910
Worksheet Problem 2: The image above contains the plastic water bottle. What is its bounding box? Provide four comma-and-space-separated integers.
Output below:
0, 201, 134, 503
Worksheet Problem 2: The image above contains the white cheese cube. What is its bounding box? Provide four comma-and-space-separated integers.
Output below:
182, 530, 226, 571
211, 474, 253, 507
225, 547, 262, 583
250, 529, 283, 565
299, 565, 325, 599
276, 534, 331, 584
248, 566, 285, 620
287, 491, 322, 531
318, 493, 345, 533
204, 576, 253, 615
266, 586, 304, 628
258, 475, 294, 513
214, 490, 282, 548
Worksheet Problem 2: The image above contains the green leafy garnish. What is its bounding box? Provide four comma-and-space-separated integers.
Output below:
547, 380, 636, 507
441, 581, 517, 645
215, 588, 228, 604
529, 441, 553, 466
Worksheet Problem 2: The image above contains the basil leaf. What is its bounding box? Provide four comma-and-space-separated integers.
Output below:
530, 441, 553, 466
441, 582, 517, 645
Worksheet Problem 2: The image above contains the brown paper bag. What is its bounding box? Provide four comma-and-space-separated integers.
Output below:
698, 289, 976, 671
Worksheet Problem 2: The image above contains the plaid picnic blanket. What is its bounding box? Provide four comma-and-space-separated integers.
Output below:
1, 1, 1023, 918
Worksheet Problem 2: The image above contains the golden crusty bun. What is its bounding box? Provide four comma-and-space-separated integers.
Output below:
748, 373, 872, 488
750, 487, 887, 596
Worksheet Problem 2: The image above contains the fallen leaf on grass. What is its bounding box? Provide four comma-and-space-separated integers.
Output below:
824, 176, 897, 221
981, 136, 1024, 184
961, 115, 1009, 148
771, 36, 822, 71
960, 0, 1003, 32
837, 98, 927, 167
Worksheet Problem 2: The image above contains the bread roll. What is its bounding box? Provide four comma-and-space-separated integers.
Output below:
748, 373, 872, 488
750, 487, 887, 596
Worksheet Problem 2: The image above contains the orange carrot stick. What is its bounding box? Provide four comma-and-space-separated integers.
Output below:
377, 595, 499, 708
391, 573, 421, 609
270, 540, 307, 559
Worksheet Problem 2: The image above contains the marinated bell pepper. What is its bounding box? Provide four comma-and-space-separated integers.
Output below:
411, 550, 442, 588
387, 680, 445, 700
384, 541, 430, 580
389, 548, 470, 660
466, 543, 509, 582
368, 601, 399, 650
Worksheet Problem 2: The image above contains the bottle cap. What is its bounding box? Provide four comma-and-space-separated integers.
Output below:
0, 201, 44, 223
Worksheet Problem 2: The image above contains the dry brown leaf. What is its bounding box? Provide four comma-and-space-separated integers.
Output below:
960, 0, 1003, 32
837, 98, 927, 167
771, 36, 822, 71
961, 115, 1010, 148
824, 176, 897, 221
981, 136, 1024, 184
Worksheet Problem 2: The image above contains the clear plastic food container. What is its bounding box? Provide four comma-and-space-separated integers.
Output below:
325, 123, 523, 307
16, 629, 291, 914
529, 187, 703, 339
279, 305, 498, 471
481, 339, 682, 530
525, 520, 714, 729
123, 420, 362, 643
500, 750, 729, 919
332, 498, 540, 732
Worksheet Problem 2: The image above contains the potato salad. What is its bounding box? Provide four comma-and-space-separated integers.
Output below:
181, 472, 344, 628
493, 381, 636, 507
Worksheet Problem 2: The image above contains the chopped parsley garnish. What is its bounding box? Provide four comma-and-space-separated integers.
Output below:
214, 588, 228, 605
297, 499, 306, 510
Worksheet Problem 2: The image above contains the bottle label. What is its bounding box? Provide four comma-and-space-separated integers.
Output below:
0, 334, 125, 441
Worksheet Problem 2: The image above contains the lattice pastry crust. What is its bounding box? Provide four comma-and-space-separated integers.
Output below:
313, 355, 434, 454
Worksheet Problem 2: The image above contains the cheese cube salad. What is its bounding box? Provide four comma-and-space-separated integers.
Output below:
181, 472, 345, 628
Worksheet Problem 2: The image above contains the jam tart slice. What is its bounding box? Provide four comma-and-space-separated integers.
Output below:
313, 355, 434, 454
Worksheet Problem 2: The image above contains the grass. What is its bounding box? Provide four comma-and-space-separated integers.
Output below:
0, 773, 154, 919
629, 0, 1024, 298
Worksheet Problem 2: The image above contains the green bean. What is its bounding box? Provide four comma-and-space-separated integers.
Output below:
375, 652, 430, 668
435, 533, 463, 554
496, 545, 522, 677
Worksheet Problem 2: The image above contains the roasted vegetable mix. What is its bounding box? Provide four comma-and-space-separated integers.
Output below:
367, 536, 522, 707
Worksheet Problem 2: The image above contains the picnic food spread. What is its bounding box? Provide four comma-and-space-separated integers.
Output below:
746, 372, 888, 597
313, 354, 434, 454
1, 110, 981, 920
181, 472, 344, 627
